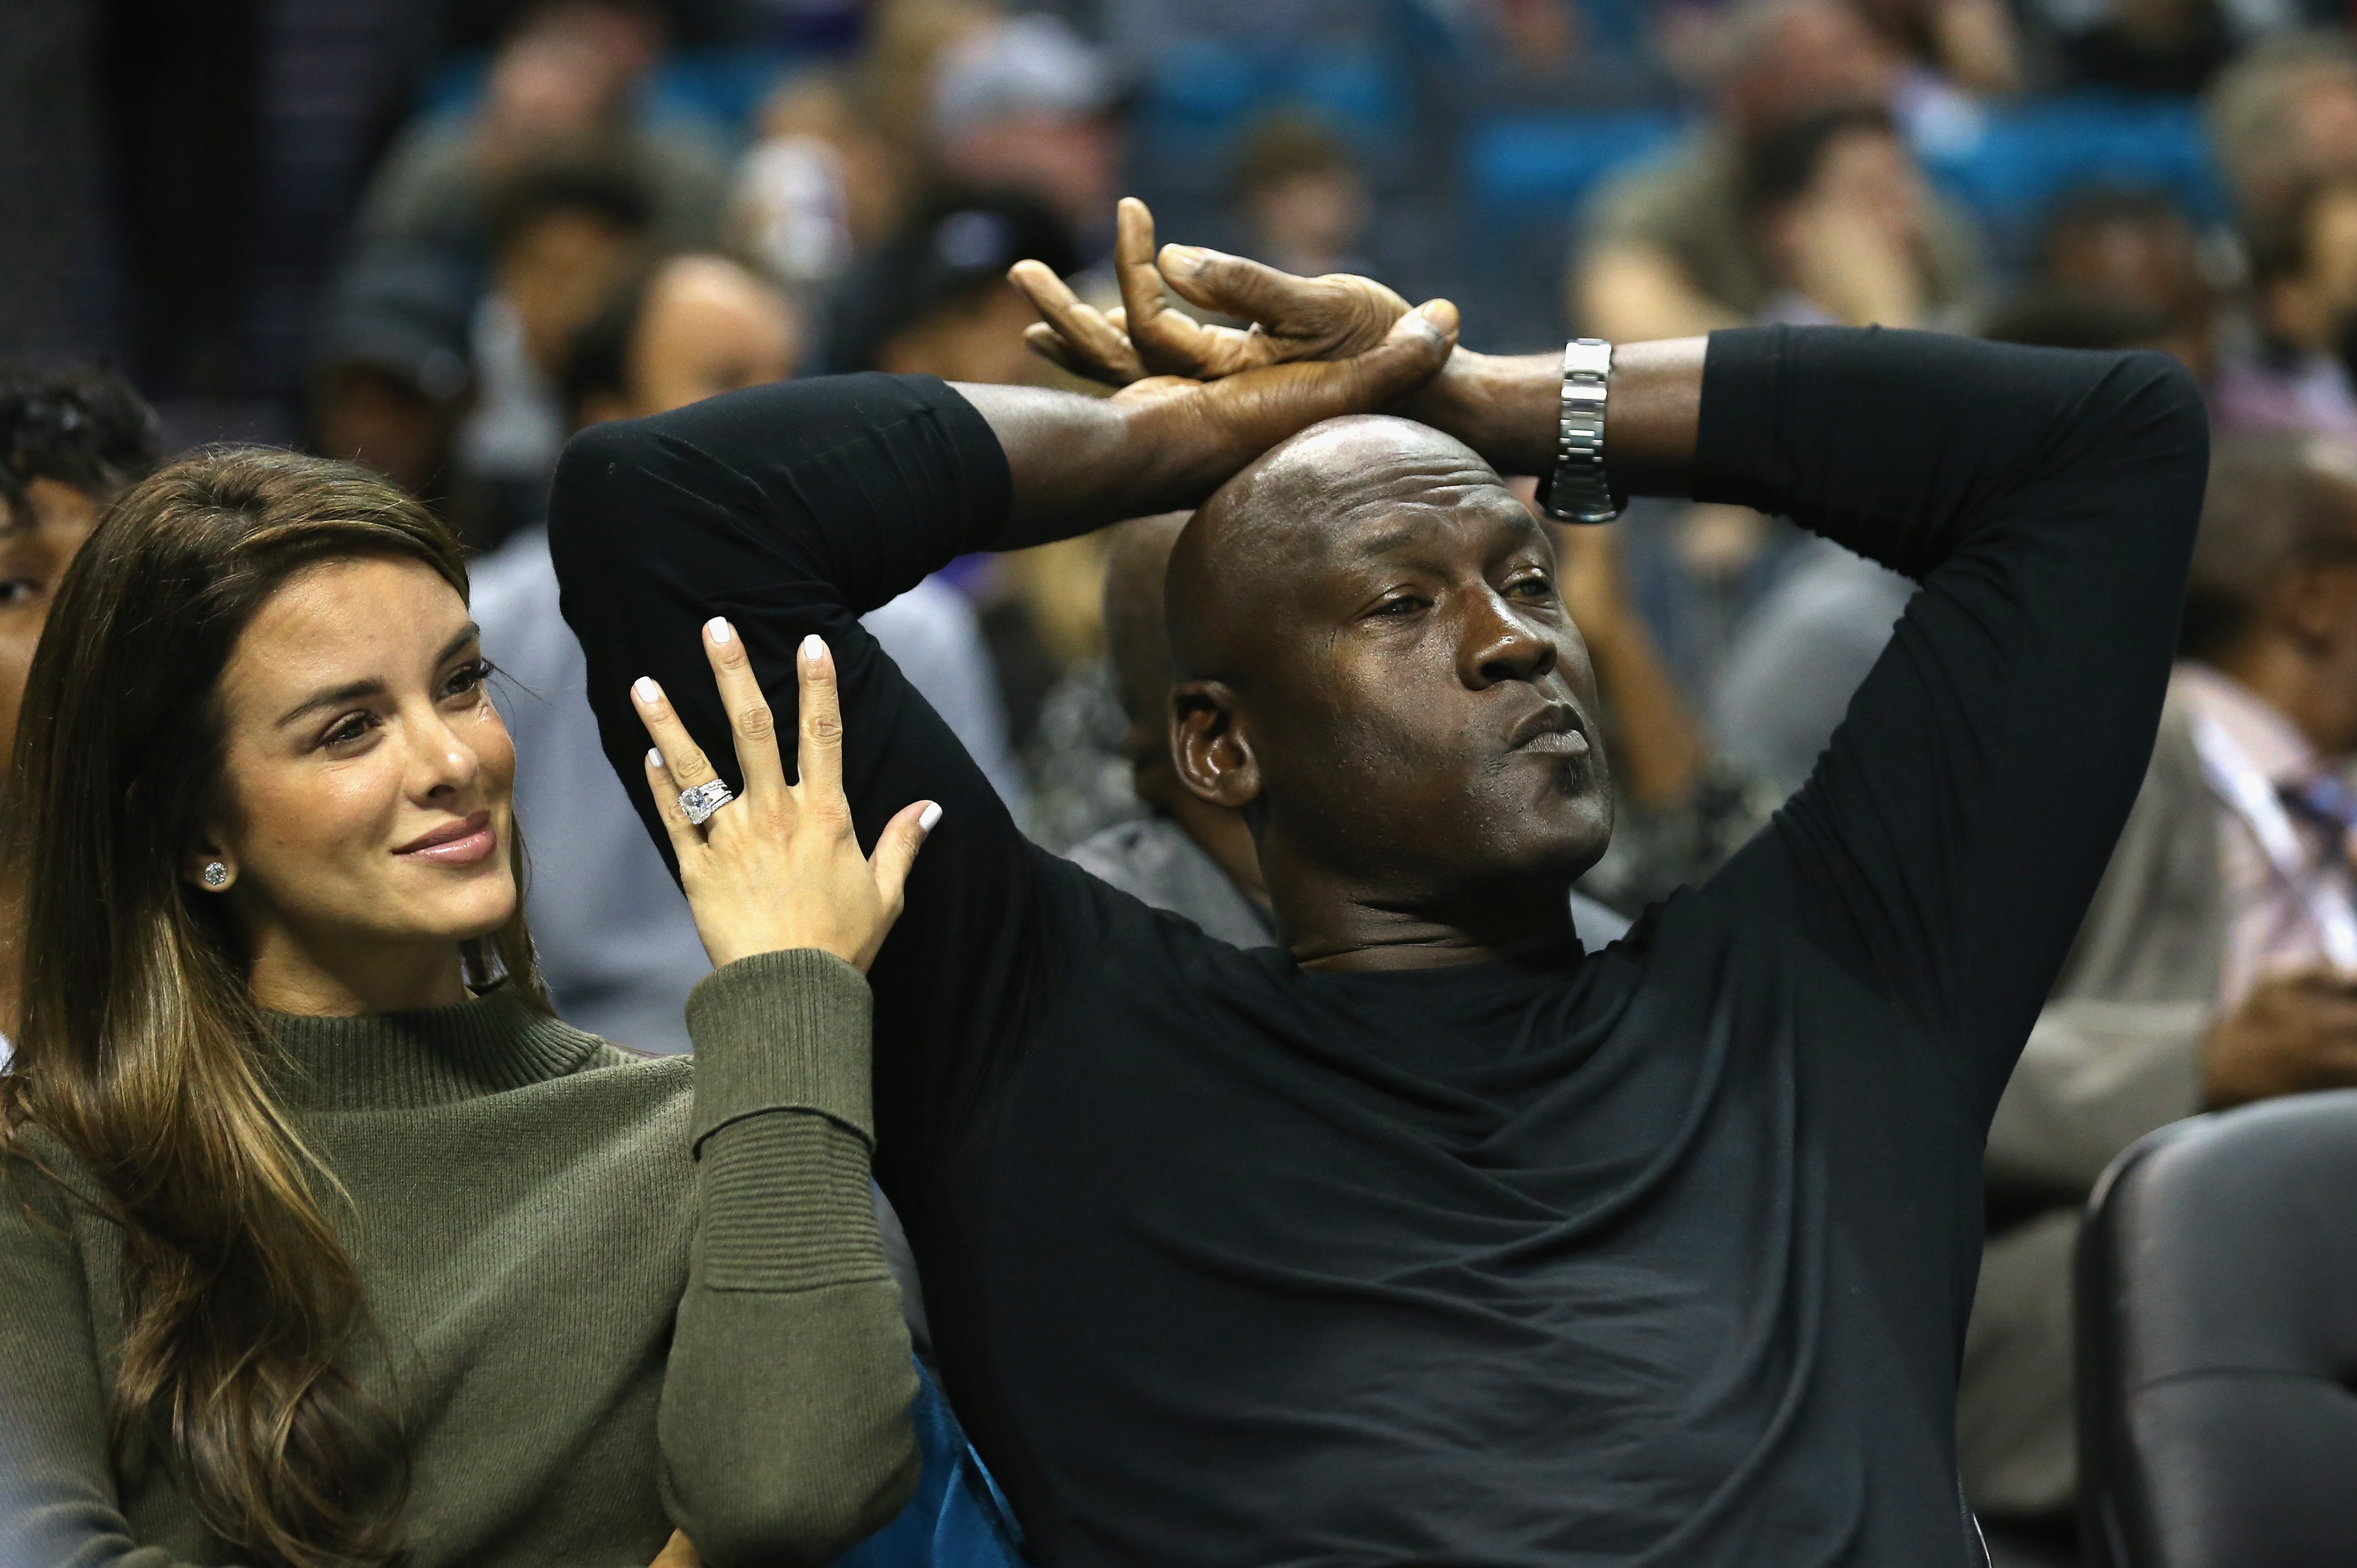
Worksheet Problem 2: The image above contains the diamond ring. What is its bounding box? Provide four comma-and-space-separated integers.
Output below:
678, 779, 735, 826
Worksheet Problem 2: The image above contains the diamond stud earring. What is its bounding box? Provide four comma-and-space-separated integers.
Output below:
201, 861, 231, 889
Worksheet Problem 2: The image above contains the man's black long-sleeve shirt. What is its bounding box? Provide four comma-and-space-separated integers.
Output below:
548, 328, 2207, 1567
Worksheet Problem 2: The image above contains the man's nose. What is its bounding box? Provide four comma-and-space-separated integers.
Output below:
1461, 591, 1556, 688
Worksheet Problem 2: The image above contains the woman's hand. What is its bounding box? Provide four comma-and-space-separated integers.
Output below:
631, 622, 937, 973
651, 1530, 702, 1568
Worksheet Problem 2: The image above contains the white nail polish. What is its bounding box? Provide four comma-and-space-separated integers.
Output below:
706, 616, 731, 645
634, 677, 661, 703
918, 801, 943, 834
647, 747, 663, 769
801, 633, 824, 664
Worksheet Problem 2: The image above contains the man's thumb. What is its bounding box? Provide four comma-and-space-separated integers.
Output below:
1355, 299, 1459, 398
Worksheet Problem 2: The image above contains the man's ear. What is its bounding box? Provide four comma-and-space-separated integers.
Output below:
1170, 680, 1260, 809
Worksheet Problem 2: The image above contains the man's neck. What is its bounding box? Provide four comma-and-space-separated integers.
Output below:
1262, 860, 1581, 973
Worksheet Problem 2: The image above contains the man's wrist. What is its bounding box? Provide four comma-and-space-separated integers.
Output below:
1401, 349, 1563, 476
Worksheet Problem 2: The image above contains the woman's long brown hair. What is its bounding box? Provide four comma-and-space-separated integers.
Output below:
0, 449, 548, 1567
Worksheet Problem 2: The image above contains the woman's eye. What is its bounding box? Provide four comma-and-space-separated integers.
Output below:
441, 658, 491, 699
321, 713, 376, 749
0, 576, 40, 608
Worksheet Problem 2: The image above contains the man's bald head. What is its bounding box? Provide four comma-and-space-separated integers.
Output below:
1154, 413, 1609, 953
1167, 415, 1519, 682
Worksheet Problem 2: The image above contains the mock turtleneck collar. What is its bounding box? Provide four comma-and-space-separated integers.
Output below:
264, 985, 605, 1112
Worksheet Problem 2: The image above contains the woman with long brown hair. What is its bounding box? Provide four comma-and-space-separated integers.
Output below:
0, 449, 937, 1567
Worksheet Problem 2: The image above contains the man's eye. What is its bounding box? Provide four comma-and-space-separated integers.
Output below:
1507, 576, 1557, 599
1370, 596, 1425, 618
0, 576, 40, 608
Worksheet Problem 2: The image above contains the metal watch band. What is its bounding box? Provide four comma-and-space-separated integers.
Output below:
1540, 337, 1619, 524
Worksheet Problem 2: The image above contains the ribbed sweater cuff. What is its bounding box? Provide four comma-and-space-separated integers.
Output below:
685, 949, 873, 1152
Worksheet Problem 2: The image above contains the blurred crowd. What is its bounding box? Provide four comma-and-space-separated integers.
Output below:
14, 0, 2357, 1562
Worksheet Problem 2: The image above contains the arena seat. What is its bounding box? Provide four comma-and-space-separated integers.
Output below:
2076, 1088, 2357, 1568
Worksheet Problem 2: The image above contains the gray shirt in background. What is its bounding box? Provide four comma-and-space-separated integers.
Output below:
474, 528, 1027, 1054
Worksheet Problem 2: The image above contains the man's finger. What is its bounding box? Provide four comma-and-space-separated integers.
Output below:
868, 798, 941, 911
1159, 245, 1328, 328
702, 617, 789, 805
1115, 198, 1216, 376
795, 633, 849, 816
1011, 261, 1143, 384
1340, 299, 1460, 404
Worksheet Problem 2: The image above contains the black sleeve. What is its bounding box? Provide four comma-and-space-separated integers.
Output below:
1695, 326, 2209, 1123
547, 374, 1098, 1203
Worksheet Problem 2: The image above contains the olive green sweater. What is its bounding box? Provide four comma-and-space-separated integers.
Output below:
0, 949, 917, 1568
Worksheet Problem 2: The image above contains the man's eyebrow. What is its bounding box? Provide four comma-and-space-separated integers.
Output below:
274, 626, 480, 728
1345, 525, 1426, 560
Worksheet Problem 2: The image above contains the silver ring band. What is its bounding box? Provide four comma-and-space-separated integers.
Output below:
678, 779, 735, 826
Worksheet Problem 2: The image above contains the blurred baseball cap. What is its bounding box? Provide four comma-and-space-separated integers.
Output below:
316, 246, 476, 403
932, 14, 1119, 140
823, 188, 1082, 373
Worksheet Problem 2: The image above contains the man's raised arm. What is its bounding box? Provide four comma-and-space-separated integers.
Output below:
547, 323, 1454, 1178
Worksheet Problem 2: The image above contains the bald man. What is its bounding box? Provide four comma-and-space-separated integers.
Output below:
551, 247, 2205, 1565
1072, 511, 1632, 952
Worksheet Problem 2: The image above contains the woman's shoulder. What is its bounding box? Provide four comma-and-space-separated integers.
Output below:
0, 1121, 104, 1240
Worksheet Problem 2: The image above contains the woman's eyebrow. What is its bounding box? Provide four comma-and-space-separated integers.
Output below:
277, 678, 384, 728
275, 628, 480, 728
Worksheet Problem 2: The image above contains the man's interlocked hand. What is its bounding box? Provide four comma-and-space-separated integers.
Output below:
1011, 196, 1417, 389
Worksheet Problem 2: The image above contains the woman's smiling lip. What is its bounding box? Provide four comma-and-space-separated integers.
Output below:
392, 810, 496, 865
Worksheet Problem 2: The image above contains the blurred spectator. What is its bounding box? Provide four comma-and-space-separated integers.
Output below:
310, 247, 477, 514
458, 155, 657, 544
472, 251, 1024, 1051
1574, 0, 1983, 341
1533, 497, 1782, 916
2054, 0, 2235, 96
1962, 436, 2357, 1556
1744, 105, 1959, 328
1709, 537, 1914, 797
0, 367, 162, 779
357, 0, 728, 260
0, 365, 162, 1053
826, 188, 1094, 770
2026, 187, 2223, 385
1065, 512, 1634, 948
1713, 290, 2167, 808
2206, 31, 2357, 235
1855, 0, 2022, 98
562, 253, 804, 421
2213, 175, 2357, 441
828, 189, 1084, 384
728, 70, 913, 302
928, 14, 1124, 248
1233, 115, 1373, 280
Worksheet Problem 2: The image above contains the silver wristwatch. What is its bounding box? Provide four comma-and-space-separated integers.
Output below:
1537, 337, 1619, 524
